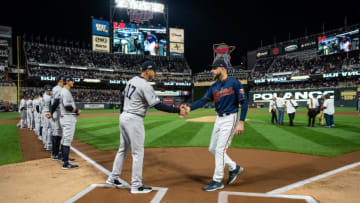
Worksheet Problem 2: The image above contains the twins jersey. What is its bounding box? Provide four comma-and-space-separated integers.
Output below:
60, 88, 76, 115
123, 76, 160, 117
42, 94, 51, 113
204, 77, 245, 115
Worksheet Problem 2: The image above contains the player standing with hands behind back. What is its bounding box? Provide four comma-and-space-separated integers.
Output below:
106, 60, 188, 194
184, 57, 248, 191
59, 76, 80, 169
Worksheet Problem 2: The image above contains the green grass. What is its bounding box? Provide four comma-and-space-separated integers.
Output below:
0, 112, 19, 120
74, 108, 360, 157
0, 124, 23, 165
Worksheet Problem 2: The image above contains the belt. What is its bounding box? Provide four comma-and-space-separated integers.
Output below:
124, 111, 145, 118
218, 113, 232, 117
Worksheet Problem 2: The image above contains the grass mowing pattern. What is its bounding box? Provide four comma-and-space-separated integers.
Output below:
74, 108, 360, 157
0, 124, 23, 165
0, 112, 19, 120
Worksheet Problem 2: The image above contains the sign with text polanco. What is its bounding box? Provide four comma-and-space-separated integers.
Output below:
248, 87, 357, 107
92, 35, 110, 53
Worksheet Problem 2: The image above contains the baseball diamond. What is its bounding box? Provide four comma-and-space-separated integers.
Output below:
1, 0, 360, 202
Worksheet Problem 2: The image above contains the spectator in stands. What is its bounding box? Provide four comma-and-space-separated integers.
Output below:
276, 93, 285, 125
269, 96, 277, 124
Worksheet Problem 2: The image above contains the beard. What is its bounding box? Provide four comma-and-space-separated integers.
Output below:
213, 72, 221, 80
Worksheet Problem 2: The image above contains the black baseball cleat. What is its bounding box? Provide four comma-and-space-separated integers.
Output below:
51, 155, 60, 161
227, 165, 244, 184
62, 163, 79, 170
203, 180, 224, 191
131, 185, 152, 194
106, 177, 123, 187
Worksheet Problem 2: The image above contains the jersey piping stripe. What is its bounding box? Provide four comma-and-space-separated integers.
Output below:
222, 113, 238, 169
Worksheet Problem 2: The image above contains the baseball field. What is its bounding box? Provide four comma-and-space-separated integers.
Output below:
1, 107, 360, 202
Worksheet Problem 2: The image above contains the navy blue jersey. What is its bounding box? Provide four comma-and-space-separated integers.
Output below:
190, 77, 248, 121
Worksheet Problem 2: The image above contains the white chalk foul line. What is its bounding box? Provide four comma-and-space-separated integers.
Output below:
267, 161, 360, 194
66, 146, 168, 203
219, 161, 360, 203
218, 191, 317, 203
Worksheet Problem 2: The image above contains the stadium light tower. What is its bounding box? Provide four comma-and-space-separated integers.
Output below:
115, 0, 165, 13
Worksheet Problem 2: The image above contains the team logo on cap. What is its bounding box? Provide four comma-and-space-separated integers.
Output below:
213, 43, 235, 67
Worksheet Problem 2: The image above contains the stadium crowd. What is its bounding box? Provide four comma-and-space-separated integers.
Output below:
251, 51, 360, 79
24, 42, 191, 74
21, 87, 120, 103
252, 79, 359, 92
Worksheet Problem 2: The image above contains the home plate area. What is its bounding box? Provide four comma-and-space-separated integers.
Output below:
66, 139, 360, 202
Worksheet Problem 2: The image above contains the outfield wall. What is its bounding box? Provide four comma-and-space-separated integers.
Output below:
0, 86, 17, 104
249, 87, 359, 107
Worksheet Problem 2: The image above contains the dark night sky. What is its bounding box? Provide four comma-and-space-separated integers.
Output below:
1, 0, 360, 73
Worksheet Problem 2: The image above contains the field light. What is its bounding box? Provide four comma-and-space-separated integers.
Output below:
115, 0, 164, 13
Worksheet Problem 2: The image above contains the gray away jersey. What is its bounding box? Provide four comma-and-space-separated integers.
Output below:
42, 94, 51, 112
123, 76, 160, 117
60, 88, 76, 115
51, 85, 62, 112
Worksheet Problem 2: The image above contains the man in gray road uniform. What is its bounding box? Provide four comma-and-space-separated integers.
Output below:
106, 60, 187, 194
48, 75, 64, 160
42, 85, 52, 151
18, 96, 27, 128
59, 76, 80, 169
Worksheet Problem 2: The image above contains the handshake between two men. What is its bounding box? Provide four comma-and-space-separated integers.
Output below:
179, 104, 191, 118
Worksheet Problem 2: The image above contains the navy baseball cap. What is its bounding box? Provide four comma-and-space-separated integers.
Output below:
64, 76, 74, 82
141, 60, 157, 71
44, 84, 52, 91
208, 58, 229, 68
56, 75, 65, 82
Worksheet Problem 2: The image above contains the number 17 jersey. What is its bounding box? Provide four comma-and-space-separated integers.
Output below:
123, 76, 161, 117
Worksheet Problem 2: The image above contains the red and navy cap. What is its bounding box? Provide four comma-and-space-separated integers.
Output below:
208, 58, 229, 68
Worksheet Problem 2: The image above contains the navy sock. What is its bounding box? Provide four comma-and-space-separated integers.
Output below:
62, 145, 70, 164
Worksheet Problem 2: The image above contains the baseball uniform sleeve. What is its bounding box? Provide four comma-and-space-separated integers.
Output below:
190, 87, 213, 111
143, 84, 161, 107
234, 80, 248, 121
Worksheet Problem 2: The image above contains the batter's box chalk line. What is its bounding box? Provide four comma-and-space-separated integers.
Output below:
219, 161, 360, 203
65, 146, 168, 203
68, 145, 360, 203
218, 191, 317, 203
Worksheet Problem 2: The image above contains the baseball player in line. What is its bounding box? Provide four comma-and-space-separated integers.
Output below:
42, 85, 53, 151
33, 93, 42, 140
106, 60, 187, 194
48, 76, 64, 161
18, 96, 27, 128
58, 76, 80, 169
184, 58, 248, 191
26, 96, 34, 130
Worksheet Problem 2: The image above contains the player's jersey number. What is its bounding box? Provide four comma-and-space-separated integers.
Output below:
125, 84, 136, 100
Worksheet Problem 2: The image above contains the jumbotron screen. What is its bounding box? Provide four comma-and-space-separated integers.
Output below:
318, 29, 360, 56
113, 21, 168, 56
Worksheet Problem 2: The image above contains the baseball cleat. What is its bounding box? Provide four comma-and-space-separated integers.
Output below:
106, 177, 123, 187
62, 163, 79, 170
203, 181, 224, 192
131, 185, 152, 194
51, 155, 60, 161
227, 165, 244, 184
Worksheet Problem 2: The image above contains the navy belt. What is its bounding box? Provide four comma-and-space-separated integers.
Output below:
218, 113, 231, 117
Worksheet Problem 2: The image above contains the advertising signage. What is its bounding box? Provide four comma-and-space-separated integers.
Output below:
256, 50, 269, 58
92, 19, 110, 37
